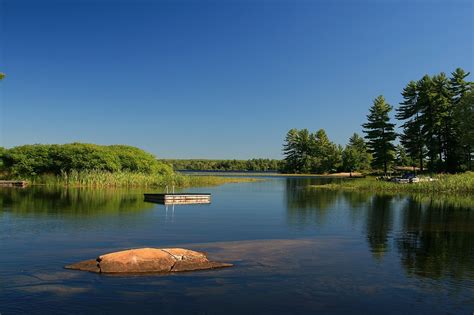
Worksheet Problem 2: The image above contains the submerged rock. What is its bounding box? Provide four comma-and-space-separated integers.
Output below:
65, 248, 233, 274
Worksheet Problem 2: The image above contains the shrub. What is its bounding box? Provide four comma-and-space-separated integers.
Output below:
1, 143, 172, 177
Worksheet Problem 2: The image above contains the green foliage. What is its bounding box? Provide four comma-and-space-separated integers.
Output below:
395, 145, 414, 167
396, 81, 425, 170
397, 68, 473, 173
455, 91, 474, 170
0, 147, 5, 169
312, 172, 474, 194
1, 143, 173, 177
282, 128, 342, 174
342, 133, 372, 173
25, 170, 258, 188
362, 95, 397, 174
162, 158, 282, 172
0, 72, 5, 80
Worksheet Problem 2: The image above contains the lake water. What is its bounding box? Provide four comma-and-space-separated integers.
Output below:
1, 178, 473, 314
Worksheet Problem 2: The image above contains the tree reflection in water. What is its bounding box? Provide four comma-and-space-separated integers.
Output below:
285, 178, 340, 228
0, 186, 153, 217
285, 180, 474, 282
397, 196, 474, 280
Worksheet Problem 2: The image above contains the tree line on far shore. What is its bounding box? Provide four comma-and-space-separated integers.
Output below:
162, 159, 282, 172
282, 68, 473, 174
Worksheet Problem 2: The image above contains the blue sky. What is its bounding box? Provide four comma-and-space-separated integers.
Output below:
1, 0, 472, 159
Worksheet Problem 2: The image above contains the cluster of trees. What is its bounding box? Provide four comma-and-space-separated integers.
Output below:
282, 129, 372, 174
396, 69, 472, 173
0, 143, 173, 177
282, 129, 343, 173
283, 68, 473, 174
163, 158, 282, 172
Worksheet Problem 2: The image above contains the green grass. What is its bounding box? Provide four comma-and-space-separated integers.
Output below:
14, 170, 260, 188
311, 172, 474, 194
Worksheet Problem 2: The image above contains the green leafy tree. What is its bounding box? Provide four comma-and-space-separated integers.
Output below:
282, 128, 341, 174
1, 143, 172, 177
0, 73, 5, 80
342, 147, 358, 176
342, 133, 372, 174
395, 145, 413, 167
362, 95, 397, 175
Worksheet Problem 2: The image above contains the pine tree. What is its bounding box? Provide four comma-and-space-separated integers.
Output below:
282, 129, 300, 172
455, 91, 474, 170
342, 133, 372, 173
396, 81, 425, 170
362, 95, 396, 175
450, 68, 473, 171
432, 73, 454, 172
417, 75, 440, 173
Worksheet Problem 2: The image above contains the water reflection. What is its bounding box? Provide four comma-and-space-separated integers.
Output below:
285, 180, 474, 281
397, 196, 474, 280
285, 178, 340, 227
365, 194, 394, 260
0, 187, 153, 217
0, 179, 473, 314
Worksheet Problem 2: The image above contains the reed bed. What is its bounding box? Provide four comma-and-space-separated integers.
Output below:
21, 170, 259, 188
311, 172, 474, 194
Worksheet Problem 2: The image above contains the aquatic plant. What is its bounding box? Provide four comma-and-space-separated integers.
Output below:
20, 170, 259, 188
311, 172, 474, 194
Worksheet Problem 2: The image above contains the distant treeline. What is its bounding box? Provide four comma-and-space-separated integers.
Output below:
283, 68, 473, 174
0, 143, 173, 177
162, 159, 283, 172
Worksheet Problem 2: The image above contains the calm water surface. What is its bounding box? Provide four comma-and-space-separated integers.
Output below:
1, 178, 473, 314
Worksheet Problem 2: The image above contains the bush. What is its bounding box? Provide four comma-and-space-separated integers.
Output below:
1, 143, 173, 177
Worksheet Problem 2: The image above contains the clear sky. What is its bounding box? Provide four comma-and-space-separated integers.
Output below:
1, 0, 472, 159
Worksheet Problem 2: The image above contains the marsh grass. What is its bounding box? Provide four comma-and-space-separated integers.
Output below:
311, 172, 474, 194
17, 170, 259, 188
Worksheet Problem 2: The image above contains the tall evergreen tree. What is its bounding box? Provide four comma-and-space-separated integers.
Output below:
396, 81, 425, 170
450, 68, 473, 170
417, 75, 440, 172
282, 129, 300, 172
362, 95, 397, 175
430, 73, 453, 172
455, 91, 474, 170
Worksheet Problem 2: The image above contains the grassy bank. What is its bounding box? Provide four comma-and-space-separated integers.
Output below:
310, 172, 474, 194
14, 170, 260, 188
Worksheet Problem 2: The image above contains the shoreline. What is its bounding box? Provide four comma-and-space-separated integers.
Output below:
309, 172, 474, 194
181, 171, 364, 178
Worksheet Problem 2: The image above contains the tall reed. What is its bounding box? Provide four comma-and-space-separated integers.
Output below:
24, 170, 258, 188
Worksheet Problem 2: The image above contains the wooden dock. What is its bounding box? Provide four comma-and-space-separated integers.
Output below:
0, 180, 28, 187
144, 193, 211, 205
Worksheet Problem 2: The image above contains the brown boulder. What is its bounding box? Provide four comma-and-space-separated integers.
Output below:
65, 248, 232, 274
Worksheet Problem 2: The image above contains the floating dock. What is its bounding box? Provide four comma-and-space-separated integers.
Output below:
144, 193, 211, 205
0, 180, 28, 187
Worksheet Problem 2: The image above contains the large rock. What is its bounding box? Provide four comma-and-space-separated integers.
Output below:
65, 248, 232, 274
